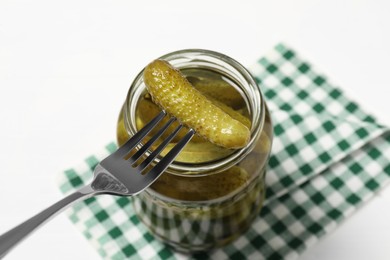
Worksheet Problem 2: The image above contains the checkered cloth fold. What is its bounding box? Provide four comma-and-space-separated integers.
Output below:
58, 44, 390, 260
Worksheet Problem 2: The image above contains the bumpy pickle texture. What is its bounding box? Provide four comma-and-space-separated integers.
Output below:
143, 60, 251, 149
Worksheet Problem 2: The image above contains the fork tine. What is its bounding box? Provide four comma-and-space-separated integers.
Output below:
110, 110, 166, 159
143, 129, 195, 181
129, 117, 176, 165
136, 124, 184, 172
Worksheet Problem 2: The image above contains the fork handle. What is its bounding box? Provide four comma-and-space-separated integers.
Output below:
0, 185, 97, 258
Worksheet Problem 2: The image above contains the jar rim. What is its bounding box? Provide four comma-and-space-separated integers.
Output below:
124, 49, 265, 176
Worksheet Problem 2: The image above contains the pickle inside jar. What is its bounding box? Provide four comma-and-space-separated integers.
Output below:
115, 65, 273, 201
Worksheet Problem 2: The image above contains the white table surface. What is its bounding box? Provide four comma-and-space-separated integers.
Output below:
1, 0, 390, 259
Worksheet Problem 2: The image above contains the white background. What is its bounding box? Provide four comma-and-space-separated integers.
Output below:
1, 0, 390, 259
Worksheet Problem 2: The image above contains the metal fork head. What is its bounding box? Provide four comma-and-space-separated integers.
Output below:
91, 111, 195, 196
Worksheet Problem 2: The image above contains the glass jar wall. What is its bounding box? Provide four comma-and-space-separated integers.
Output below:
116, 49, 273, 252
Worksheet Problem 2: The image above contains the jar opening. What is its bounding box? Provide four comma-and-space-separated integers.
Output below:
124, 49, 265, 177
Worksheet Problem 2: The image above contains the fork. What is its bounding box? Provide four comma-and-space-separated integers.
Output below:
0, 110, 195, 258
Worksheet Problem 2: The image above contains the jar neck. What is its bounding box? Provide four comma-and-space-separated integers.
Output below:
124, 49, 265, 176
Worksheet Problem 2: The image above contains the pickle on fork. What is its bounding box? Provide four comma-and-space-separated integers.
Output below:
143, 59, 250, 149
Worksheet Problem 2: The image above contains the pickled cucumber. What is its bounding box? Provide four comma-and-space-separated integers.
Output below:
151, 166, 249, 200
207, 97, 251, 129
136, 96, 205, 143
161, 142, 233, 164
143, 60, 250, 149
187, 76, 245, 109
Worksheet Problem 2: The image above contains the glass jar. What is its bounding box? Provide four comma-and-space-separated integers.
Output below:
116, 49, 273, 253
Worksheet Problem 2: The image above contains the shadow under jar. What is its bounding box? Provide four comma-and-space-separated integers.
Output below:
116, 49, 273, 253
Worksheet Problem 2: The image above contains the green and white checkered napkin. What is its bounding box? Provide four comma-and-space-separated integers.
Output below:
58, 44, 390, 260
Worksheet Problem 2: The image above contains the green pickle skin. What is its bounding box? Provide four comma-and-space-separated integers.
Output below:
116, 67, 272, 252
